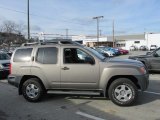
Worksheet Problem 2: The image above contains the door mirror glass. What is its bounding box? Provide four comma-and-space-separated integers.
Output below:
85, 56, 95, 65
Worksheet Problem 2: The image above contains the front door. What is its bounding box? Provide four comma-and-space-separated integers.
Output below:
150, 49, 160, 70
60, 47, 99, 90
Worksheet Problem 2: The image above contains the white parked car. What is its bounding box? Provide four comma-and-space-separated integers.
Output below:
97, 48, 114, 56
129, 46, 137, 51
102, 50, 114, 57
150, 45, 157, 51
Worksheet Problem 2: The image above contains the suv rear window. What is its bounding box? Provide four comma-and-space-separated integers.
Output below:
36, 47, 58, 64
13, 48, 33, 62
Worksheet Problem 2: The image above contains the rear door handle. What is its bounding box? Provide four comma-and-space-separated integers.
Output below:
61, 67, 70, 70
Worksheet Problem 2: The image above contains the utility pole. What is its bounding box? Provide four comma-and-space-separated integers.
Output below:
99, 30, 102, 36
112, 19, 115, 47
66, 29, 68, 39
93, 16, 103, 45
27, 0, 30, 40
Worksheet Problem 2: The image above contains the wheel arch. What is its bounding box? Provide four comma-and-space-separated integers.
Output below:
19, 75, 46, 95
105, 75, 140, 97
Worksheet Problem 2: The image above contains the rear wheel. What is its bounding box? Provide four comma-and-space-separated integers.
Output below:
108, 78, 138, 106
22, 78, 44, 102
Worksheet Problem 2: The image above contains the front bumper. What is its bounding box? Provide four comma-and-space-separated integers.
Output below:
8, 75, 22, 88
135, 74, 149, 91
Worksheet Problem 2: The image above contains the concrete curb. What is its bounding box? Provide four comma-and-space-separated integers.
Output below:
0, 80, 8, 83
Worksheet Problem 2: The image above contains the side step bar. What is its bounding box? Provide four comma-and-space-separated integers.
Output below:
47, 90, 101, 96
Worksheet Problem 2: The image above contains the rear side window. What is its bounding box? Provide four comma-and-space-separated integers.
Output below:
0, 53, 10, 60
36, 47, 58, 64
13, 48, 33, 62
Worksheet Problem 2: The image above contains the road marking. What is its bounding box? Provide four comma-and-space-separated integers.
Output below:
76, 111, 106, 120
144, 91, 160, 95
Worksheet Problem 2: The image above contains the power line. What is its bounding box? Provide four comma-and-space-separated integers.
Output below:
0, 5, 94, 26
93, 16, 104, 43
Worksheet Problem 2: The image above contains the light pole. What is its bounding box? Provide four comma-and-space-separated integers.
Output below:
66, 29, 68, 39
112, 19, 115, 47
93, 16, 103, 45
27, 0, 30, 40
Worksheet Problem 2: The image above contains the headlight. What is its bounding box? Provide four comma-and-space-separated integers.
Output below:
140, 67, 147, 74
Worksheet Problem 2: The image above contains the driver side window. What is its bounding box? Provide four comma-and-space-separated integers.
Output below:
64, 48, 95, 64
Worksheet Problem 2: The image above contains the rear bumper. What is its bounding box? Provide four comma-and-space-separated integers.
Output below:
0, 70, 9, 79
135, 74, 149, 91
8, 75, 22, 88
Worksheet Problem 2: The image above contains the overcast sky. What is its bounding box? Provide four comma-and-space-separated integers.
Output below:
0, 0, 160, 37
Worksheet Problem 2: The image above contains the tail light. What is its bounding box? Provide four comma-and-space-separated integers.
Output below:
9, 64, 12, 74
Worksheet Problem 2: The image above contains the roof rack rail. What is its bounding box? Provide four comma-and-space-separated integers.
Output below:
21, 39, 83, 47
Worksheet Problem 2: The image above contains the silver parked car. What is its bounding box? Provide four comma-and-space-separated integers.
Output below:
8, 40, 149, 106
0, 52, 10, 79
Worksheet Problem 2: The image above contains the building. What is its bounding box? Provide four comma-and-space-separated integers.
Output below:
72, 35, 113, 47
108, 34, 145, 50
72, 33, 160, 50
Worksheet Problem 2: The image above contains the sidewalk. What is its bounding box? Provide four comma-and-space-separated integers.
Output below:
0, 79, 8, 83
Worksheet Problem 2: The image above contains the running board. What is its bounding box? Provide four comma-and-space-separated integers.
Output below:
47, 90, 101, 96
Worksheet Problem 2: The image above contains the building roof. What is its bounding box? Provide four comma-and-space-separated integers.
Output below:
107, 34, 145, 41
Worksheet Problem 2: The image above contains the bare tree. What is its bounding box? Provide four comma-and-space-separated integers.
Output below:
15, 22, 25, 35
0, 20, 26, 50
1, 20, 17, 33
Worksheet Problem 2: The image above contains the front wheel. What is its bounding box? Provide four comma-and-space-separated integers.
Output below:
22, 78, 44, 102
108, 78, 138, 106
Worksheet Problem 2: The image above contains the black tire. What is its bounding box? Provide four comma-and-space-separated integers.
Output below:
22, 78, 44, 102
108, 78, 138, 106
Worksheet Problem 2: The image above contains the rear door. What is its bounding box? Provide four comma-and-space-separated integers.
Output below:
31, 46, 61, 88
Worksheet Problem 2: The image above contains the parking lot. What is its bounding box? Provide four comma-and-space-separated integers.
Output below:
0, 51, 160, 120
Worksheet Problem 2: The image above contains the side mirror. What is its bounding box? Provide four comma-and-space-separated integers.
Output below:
85, 57, 95, 65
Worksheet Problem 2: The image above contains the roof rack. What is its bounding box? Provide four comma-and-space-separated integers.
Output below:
21, 39, 84, 47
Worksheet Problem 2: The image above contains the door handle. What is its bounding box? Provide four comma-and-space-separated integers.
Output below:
62, 67, 70, 70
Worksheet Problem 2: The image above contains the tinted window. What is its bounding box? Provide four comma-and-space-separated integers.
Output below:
0, 53, 10, 60
64, 48, 94, 64
13, 48, 32, 62
36, 47, 57, 64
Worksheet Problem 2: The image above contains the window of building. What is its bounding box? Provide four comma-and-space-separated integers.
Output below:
13, 48, 33, 62
134, 41, 140, 43
116, 43, 125, 47
36, 47, 58, 64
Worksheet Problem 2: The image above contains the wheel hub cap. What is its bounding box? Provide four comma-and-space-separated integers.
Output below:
26, 84, 39, 98
114, 84, 132, 102
120, 90, 126, 96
